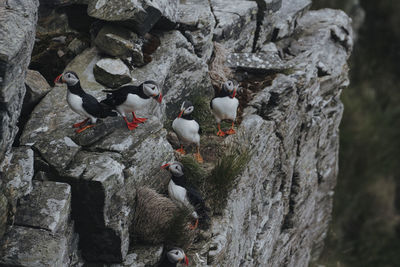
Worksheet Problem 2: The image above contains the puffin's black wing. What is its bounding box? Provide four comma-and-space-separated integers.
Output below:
82, 93, 116, 118
186, 187, 205, 209
102, 85, 141, 107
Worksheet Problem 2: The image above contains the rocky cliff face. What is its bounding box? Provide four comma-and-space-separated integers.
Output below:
0, 0, 352, 266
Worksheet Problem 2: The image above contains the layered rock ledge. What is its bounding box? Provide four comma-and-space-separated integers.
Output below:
0, 0, 353, 266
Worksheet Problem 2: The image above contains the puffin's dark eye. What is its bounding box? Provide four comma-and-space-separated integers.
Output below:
175, 251, 179, 255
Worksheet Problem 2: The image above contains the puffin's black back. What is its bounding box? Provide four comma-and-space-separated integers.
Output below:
101, 84, 149, 107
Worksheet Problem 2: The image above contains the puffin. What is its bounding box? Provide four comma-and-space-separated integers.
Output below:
210, 80, 239, 136
159, 247, 189, 267
161, 162, 209, 230
100, 81, 162, 130
172, 101, 203, 163
54, 71, 117, 133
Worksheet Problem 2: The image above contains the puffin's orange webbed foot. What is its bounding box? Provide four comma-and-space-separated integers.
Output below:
133, 117, 147, 123
176, 148, 186, 155
189, 219, 199, 230
216, 130, 225, 137
73, 118, 89, 128
127, 122, 139, 130
194, 153, 203, 164
225, 128, 236, 135
76, 124, 94, 133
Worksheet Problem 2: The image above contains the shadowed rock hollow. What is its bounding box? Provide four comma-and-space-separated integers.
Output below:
0, 0, 353, 266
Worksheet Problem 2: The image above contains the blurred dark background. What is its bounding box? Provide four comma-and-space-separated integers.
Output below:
312, 0, 400, 266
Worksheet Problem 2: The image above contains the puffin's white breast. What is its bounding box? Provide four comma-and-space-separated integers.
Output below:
172, 118, 200, 145
117, 93, 150, 116
211, 97, 239, 122
168, 180, 198, 218
67, 91, 94, 121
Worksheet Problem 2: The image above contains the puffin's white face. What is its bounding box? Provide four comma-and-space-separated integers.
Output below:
62, 72, 79, 86
142, 81, 163, 103
161, 162, 184, 177
143, 82, 159, 97
180, 101, 194, 115
223, 80, 235, 93
166, 248, 188, 265
169, 162, 184, 177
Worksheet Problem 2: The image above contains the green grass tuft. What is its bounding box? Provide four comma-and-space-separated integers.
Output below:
206, 145, 251, 213
163, 207, 194, 248
180, 156, 207, 190
190, 95, 215, 134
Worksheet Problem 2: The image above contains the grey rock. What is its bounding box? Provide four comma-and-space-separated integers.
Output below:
39, 0, 88, 7
0, 193, 8, 238
0, 226, 69, 267
14, 181, 71, 234
177, 0, 216, 60
33, 135, 81, 172
0, 147, 34, 207
255, 0, 312, 48
111, 245, 163, 267
67, 38, 89, 56
0, 0, 39, 161
226, 52, 289, 73
94, 58, 132, 88
24, 69, 52, 108
95, 24, 144, 65
88, 0, 179, 35
211, 0, 258, 52
62, 151, 129, 262
202, 8, 353, 266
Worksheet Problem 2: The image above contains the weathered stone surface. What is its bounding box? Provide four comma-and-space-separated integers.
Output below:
95, 24, 144, 65
0, 0, 39, 161
0, 193, 8, 238
177, 0, 216, 60
255, 0, 312, 48
67, 38, 89, 56
24, 70, 52, 107
111, 245, 163, 267
88, 0, 179, 35
94, 58, 132, 88
201, 8, 353, 266
33, 135, 81, 172
14, 181, 71, 234
0, 147, 34, 207
226, 52, 289, 73
61, 151, 128, 262
0, 226, 69, 267
211, 0, 258, 52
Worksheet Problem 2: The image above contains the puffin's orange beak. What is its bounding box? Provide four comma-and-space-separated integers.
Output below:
232, 88, 237, 98
161, 163, 170, 169
178, 110, 184, 118
157, 93, 163, 103
54, 74, 63, 84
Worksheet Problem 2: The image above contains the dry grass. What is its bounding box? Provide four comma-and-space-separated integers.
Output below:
209, 42, 233, 91
131, 187, 193, 246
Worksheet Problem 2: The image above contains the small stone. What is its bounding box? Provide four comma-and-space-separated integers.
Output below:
67, 38, 88, 56
93, 58, 132, 88
95, 24, 144, 65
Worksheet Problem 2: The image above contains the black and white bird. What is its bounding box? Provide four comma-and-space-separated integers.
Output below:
100, 81, 162, 130
210, 80, 239, 136
161, 162, 209, 230
159, 247, 189, 267
172, 101, 203, 163
54, 71, 117, 133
